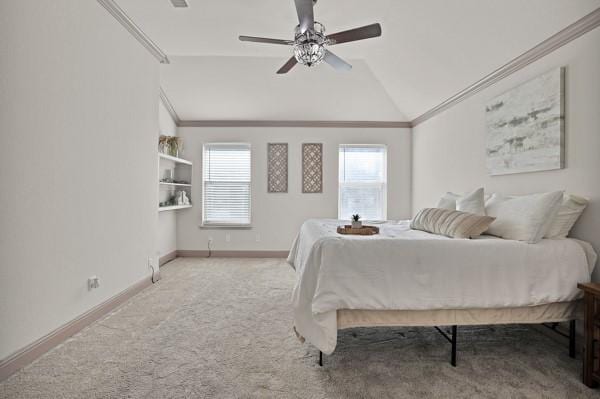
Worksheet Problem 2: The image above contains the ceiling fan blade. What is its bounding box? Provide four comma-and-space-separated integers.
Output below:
239, 36, 293, 45
327, 23, 382, 45
277, 57, 298, 74
294, 0, 314, 33
323, 50, 352, 72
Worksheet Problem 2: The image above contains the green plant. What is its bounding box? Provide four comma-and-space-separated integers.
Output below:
352, 214, 361, 222
158, 135, 168, 152
158, 135, 182, 156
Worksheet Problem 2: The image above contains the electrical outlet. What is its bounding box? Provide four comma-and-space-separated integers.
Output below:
225, 233, 231, 242
88, 276, 100, 290
255, 234, 260, 242
208, 236, 213, 244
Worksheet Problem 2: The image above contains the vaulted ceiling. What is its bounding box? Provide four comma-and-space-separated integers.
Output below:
118, 0, 600, 121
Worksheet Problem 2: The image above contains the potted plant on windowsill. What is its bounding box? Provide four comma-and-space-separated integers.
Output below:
351, 214, 362, 229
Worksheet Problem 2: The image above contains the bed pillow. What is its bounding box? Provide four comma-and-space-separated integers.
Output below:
436, 192, 461, 210
456, 187, 486, 215
544, 194, 589, 238
436, 188, 487, 214
411, 208, 496, 239
484, 191, 563, 243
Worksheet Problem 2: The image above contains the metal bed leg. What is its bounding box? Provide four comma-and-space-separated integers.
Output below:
319, 350, 323, 367
451, 325, 457, 367
569, 320, 576, 359
434, 325, 458, 366
541, 320, 578, 358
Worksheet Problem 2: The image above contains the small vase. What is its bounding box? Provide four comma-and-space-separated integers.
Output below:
352, 221, 362, 229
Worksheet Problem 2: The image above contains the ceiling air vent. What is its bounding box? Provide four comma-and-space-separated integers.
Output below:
170, 0, 189, 8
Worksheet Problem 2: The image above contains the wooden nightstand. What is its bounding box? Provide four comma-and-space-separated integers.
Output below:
578, 282, 600, 388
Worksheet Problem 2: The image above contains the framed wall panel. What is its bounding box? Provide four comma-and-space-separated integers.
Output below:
267, 143, 288, 193
302, 143, 323, 193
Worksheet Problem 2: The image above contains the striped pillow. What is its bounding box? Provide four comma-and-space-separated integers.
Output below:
411, 208, 496, 239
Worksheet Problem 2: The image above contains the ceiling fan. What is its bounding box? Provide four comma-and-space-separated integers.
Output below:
239, 0, 382, 74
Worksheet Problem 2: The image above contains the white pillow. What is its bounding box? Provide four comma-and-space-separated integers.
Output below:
544, 194, 588, 238
436, 188, 488, 213
436, 192, 461, 210
485, 191, 564, 243
456, 187, 486, 215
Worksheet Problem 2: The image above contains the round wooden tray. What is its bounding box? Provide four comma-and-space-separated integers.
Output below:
337, 225, 380, 235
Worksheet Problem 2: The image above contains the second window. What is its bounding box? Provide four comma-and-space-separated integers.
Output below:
338, 144, 387, 221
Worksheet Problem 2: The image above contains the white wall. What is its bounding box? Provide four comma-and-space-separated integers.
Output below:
176, 127, 412, 251
0, 1, 159, 360
160, 56, 406, 121
412, 28, 600, 279
157, 101, 178, 258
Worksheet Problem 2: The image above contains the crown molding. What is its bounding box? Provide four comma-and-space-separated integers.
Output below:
97, 0, 169, 64
106, 0, 598, 130
411, 7, 600, 127
177, 120, 412, 128
159, 87, 181, 125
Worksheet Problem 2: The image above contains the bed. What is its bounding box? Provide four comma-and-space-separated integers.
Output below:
287, 219, 597, 365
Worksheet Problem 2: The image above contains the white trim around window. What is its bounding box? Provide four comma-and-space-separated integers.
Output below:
202, 143, 252, 227
338, 144, 387, 221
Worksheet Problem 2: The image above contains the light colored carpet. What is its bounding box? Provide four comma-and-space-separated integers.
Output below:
1, 258, 598, 398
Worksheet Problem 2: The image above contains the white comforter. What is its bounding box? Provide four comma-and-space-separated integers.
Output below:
288, 219, 597, 354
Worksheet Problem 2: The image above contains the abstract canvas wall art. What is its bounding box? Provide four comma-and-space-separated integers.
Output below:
302, 143, 323, 193
485, 67, 565, 176
267, 143, 288, 193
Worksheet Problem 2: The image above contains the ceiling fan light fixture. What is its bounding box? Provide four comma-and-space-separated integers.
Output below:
239, 0, 381, 74
293, 21, 328, 67
294, 43, 325, 67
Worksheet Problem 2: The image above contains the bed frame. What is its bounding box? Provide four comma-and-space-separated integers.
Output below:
317, 319, 577, 367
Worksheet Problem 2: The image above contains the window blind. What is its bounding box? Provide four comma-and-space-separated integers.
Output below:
202, 143, 251, 226
338, 145, 387, 221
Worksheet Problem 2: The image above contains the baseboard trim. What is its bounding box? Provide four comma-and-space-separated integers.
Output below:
177, 250, 289, 258
159, 250, 177, 266
0, 275, 153, 382
0, 251, 286, 380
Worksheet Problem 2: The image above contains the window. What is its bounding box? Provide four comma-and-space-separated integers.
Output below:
338, 144, 387, 221
202, 143, 251, 226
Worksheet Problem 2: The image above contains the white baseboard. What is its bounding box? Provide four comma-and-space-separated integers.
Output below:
159, 250, 177, 266
176, 250, 289, 258
0, 251, 288, 381
0, 275, 153, 381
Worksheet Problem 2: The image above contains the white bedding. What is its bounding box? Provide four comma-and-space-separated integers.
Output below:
288, 219, 597, 354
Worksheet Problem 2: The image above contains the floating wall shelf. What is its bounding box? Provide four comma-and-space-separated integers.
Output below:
158, 204, 192, 212
158, 152, 193, 212
159, 152, 192, 165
